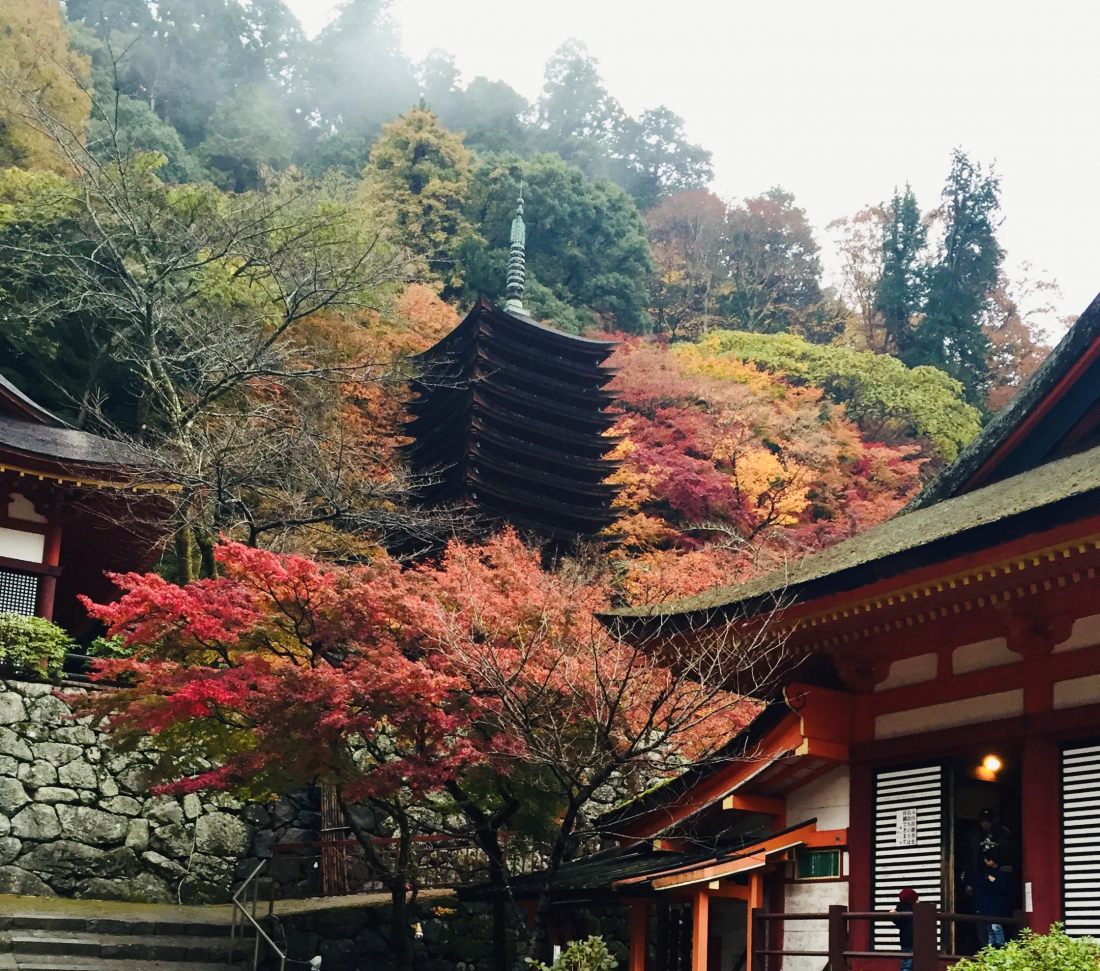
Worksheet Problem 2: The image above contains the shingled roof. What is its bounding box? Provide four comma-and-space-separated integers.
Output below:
909, 291, 1100, 509
0, 375, 145, 472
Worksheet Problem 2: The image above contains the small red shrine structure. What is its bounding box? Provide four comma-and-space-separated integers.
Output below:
584, 293, 1100, 970
0, 374, 162, 634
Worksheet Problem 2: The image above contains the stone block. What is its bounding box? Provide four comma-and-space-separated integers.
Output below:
125, 818, 150, 851
97, 771, 119, 797
57, 805, 129, 846
26, 695, 70, 727
14, 682, 53, 698
85, 746, 101, 763
32, 741, 81, 766
0, 777, 29, 815
183, 793, 202, 820
116, 765, 150, 793
194, 812, 251, 857
0, 813, 8, 837
319, 938, 358, 971
18, 760, 57, 788
152, 822, 193, 858
75, 872, 172, 904
0, 727, 32, 761
0, 692, 26, 725
101, 795, 142, 817
141, 849, 187, 878
143, 797, 185, 826
16, 840, 137, 878
10, 803, 60, 840
57, 759, 98, 789
0, 836, 20, 865
50, 725, 96, 745
0, 864, 54, 896
0, 755, 17, 777
32, 786, 79, 804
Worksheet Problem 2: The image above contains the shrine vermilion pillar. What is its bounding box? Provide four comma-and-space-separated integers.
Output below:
691, 889, 709, 971
1022, 735, 1061, 933
629, 899, 648, 971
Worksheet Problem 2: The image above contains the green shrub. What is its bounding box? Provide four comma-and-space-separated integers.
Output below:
528, 936, 617, 971
0, 612, 73, 678
87, 633, 133, 659
952, 926, 1100, 970
688, 330, 983, 460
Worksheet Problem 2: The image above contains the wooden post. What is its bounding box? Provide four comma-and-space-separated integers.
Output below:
750, 907, 766, 971
691, 890, 709, 971
827, 904, 847, 971
630, 899, 649, 971
911, 902, 937, 971
1022, 736, 1061, 934
847, 763, 873, 954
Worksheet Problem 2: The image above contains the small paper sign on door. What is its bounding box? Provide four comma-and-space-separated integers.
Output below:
896, 807, 919, 846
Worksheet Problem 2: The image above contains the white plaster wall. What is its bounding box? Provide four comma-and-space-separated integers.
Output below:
0, 526, 44, 563
875, 653, 937, 692
782, 881, 847, 971
1054, 613, 1100, 653
952, 638, 1022, 675
786, 765, 850, 831
874, 689, 1024, 739
1054, 673, 1100, 709
8, 494, 46, 524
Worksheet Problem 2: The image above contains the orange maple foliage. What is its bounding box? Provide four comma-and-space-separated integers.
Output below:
604, 338, 925, 602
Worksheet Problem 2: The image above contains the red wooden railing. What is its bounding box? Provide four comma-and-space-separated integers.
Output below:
751, 902, 1027, 971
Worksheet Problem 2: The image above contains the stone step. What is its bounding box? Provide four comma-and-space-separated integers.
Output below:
14, 961, 237, 971
0, 915, 232, 938
10, 932, 235, 963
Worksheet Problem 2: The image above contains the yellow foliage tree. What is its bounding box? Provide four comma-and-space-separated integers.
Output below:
359, 108, 477, 291
0, 0, 91, 172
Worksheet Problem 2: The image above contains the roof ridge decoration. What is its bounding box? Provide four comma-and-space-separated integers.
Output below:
504, 183, 527, 316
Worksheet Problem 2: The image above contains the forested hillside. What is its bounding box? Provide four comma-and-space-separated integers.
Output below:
0, 0, 1068, 598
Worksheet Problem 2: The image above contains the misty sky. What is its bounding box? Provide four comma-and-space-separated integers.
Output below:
285, 0, 1100, 328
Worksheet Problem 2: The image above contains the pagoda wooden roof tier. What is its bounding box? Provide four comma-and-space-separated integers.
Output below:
403, 298, 622, 541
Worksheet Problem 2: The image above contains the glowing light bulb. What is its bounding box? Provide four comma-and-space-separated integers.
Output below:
982, 755, 1002, 773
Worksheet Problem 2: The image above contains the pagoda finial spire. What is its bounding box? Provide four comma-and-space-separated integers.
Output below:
504, 182, 527, 315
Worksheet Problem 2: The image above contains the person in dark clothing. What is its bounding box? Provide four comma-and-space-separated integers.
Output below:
963, 808, 1014, 947
974, 848, 1015, 949
891, 887, 918, 971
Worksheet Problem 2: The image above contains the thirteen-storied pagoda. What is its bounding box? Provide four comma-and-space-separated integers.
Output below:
403, 190, 621, 542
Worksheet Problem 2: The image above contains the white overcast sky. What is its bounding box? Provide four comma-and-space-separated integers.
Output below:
285, 0, 1100, 325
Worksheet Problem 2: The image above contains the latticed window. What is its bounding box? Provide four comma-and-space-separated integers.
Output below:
0, 569, 38, 616
795, 848, 841, 880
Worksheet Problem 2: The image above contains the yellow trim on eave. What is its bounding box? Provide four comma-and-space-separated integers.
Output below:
0, 460, 180, 493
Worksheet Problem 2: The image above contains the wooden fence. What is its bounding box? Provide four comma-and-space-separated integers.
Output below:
751, 902, 1027, 971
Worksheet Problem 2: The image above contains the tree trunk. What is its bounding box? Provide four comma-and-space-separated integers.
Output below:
388, 880, 413, 971
174, 525, 194, 584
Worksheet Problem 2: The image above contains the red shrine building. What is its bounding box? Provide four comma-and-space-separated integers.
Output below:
0, 374, 160, 634
512, 293, 1100, 971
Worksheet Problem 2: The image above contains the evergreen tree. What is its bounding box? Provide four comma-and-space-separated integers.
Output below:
875, 185, 927, 355
462, 152, 653, 333
909, 151, 1002, 406
360, 108, 476, 292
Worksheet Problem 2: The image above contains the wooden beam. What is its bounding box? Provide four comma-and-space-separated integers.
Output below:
721, 794, 786, 815
691, 889, 709, 971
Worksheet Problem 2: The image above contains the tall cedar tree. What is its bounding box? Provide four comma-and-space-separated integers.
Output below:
907, 152, 1003, 406
875, 185, 927, 356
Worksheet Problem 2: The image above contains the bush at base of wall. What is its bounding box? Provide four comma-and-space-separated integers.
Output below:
951, 926, 1100, 970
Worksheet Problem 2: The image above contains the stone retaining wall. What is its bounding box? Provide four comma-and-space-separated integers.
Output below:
0, 677, 318, 904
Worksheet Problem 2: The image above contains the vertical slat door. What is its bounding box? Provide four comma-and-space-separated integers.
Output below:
872, 763, 946, 950
1062, 741, 1100, 936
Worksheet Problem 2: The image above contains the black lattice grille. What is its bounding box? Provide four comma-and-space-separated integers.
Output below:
0, 569, 38, 615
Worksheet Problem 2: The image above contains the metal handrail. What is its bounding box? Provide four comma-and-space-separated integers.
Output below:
229, 859, 322, 970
